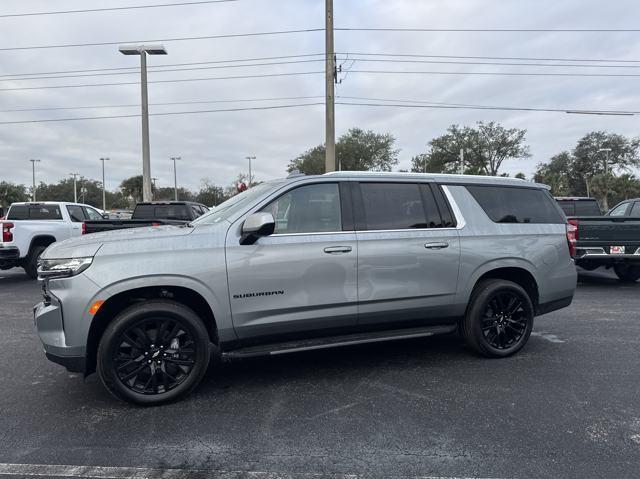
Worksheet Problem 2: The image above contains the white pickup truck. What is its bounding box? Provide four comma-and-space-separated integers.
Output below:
0, 202, 105, 278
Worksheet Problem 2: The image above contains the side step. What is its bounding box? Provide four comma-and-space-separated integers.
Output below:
222, 324, 457, 359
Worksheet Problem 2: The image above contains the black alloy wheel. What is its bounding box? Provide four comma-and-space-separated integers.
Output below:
97, 300, 210, 405
462, 279, 534, 358
113, 317, 197, 395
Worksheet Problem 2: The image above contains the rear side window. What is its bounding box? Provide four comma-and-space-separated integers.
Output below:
466, 186, 564, 224
359, 183, 443, 230
66, 205, 85, 222
609, 203, 630, 217
630, 202, 640, 216
134, 204, 190, 220
8, 205, 63, 220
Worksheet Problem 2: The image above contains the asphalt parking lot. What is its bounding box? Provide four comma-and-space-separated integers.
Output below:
0, 268, 639, 479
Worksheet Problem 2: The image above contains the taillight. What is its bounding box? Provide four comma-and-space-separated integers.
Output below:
81, 222, 87, 235
2, 222, 14, 242
566, 219, 578, 258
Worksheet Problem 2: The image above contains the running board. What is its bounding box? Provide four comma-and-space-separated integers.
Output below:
222, 324, 457, 359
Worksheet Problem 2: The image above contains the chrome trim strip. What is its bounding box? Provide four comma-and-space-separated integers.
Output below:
441, 185, 466, 229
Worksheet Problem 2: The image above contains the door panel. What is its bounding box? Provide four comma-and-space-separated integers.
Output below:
356, 229, 460, 324
225, 181, 357, 341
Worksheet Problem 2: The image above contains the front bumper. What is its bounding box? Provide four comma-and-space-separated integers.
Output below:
33, 298, 86, 373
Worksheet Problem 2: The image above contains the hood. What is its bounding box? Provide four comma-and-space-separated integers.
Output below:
42, 225, 195, 259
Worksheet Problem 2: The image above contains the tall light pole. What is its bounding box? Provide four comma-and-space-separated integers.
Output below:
119, 44, 167, 202
459, 149, 465, 175
597, 148, 612, 210
170, 157, 181, 200
245, 156, 256, 187
100, 158, 110, 211
29, 159, 40, 201
151, 177, 158, 199
325, 0, 336, 173
69, 173, 79, 202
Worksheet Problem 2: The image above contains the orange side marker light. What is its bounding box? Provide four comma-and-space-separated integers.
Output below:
89, 300, 105, 315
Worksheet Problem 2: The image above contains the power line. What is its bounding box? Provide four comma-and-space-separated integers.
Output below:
0, 71, 324, 92
0, 29, 325, 52
347, 69, 640, 78
0, 1, 237, 18
0, 59, 328, 82
0, 53, 324, 78
341, 57, 640, 69
336, 27, 640, 33
0, 103, 324, 125
0, 95, 325, 113
339, 51, 640, 64
335, 99, 638, 116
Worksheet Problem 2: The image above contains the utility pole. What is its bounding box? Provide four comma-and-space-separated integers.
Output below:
170, 157, 181, 201
245, 156, 256, 186
100, 157, 110, 211
459, 149, 464, 175
30, 159, 40, 201
597, 148, 612, 210
325, 0, 336, 173
69, 173, 79, 202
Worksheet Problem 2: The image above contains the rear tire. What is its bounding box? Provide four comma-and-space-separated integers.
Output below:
97, 300, 211, 406
614, 264, 640, 283
23, 245, 46, 279
462, 279, 534, 358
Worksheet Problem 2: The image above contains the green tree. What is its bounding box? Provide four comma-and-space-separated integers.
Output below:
287, 128, 399, 174
533, 152, 573, 196
411, 121, 530, 176
195, 180, 227, 206
0, 181, 29, 208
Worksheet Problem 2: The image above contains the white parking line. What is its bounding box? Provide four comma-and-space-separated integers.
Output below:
0, 463, 506, 479
531, 331, 565, 343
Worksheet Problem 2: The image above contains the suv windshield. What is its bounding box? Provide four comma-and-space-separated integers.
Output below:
192, 181, 284, 225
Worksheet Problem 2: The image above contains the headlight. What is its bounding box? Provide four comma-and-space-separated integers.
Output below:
38, 257, 93, 279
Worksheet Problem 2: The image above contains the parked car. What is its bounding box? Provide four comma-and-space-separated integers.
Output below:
35, 172, 577, 405
555, 196, 640, 282
83, 201, 208, 234
0, 201, 105, 278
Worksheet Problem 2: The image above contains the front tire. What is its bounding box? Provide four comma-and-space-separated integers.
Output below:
97, 300, 211, 406
462, 279, 534, 358
614, 264, 640, 283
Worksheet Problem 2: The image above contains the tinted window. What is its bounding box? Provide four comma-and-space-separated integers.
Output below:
66, 205, 86, 222
467, 186, 564, 224
134, 204, 190, 220
261, 183, 341, 234
360, 183, 436, 230
609, 203, 630, 217
574, 200, 601, 216
629, 202, 640, 216
8, 204, 63, 220
557, 201, 575, 216
83, 207, 103, 220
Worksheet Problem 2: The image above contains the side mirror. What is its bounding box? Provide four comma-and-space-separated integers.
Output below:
102, 213, 110, 219
240, 212, 275, 245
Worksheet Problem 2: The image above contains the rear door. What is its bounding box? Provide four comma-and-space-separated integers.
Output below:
352, 181, 461, 326
225, 182, 358, 340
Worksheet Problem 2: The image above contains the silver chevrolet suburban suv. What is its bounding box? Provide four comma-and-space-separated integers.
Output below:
34, 172, 577, 405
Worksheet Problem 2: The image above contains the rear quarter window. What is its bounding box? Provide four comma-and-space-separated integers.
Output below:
466, 185, 564, 224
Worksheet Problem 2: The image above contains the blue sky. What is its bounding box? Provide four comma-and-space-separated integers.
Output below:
1, 0, 640, 191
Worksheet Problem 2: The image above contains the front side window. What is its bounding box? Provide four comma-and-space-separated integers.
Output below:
609, 203, 629, 217
83, 207, 102, 220
261, 183, 341, 234
66, 205, 85, 222
467, 185, 564, 224
360, 183, 436, 230
629, 202, 640, 216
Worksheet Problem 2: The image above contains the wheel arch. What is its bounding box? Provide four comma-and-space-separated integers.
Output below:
28, 235, 57, 255
465, 261, 540, 312
85, 285, 218, 376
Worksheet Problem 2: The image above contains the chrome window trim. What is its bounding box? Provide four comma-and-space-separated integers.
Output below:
270, 231, 351, 238
441, 185, 466, 229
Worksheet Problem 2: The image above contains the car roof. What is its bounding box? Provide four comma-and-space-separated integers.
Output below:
10, 201, 97, 207
288, 171, 548, 189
